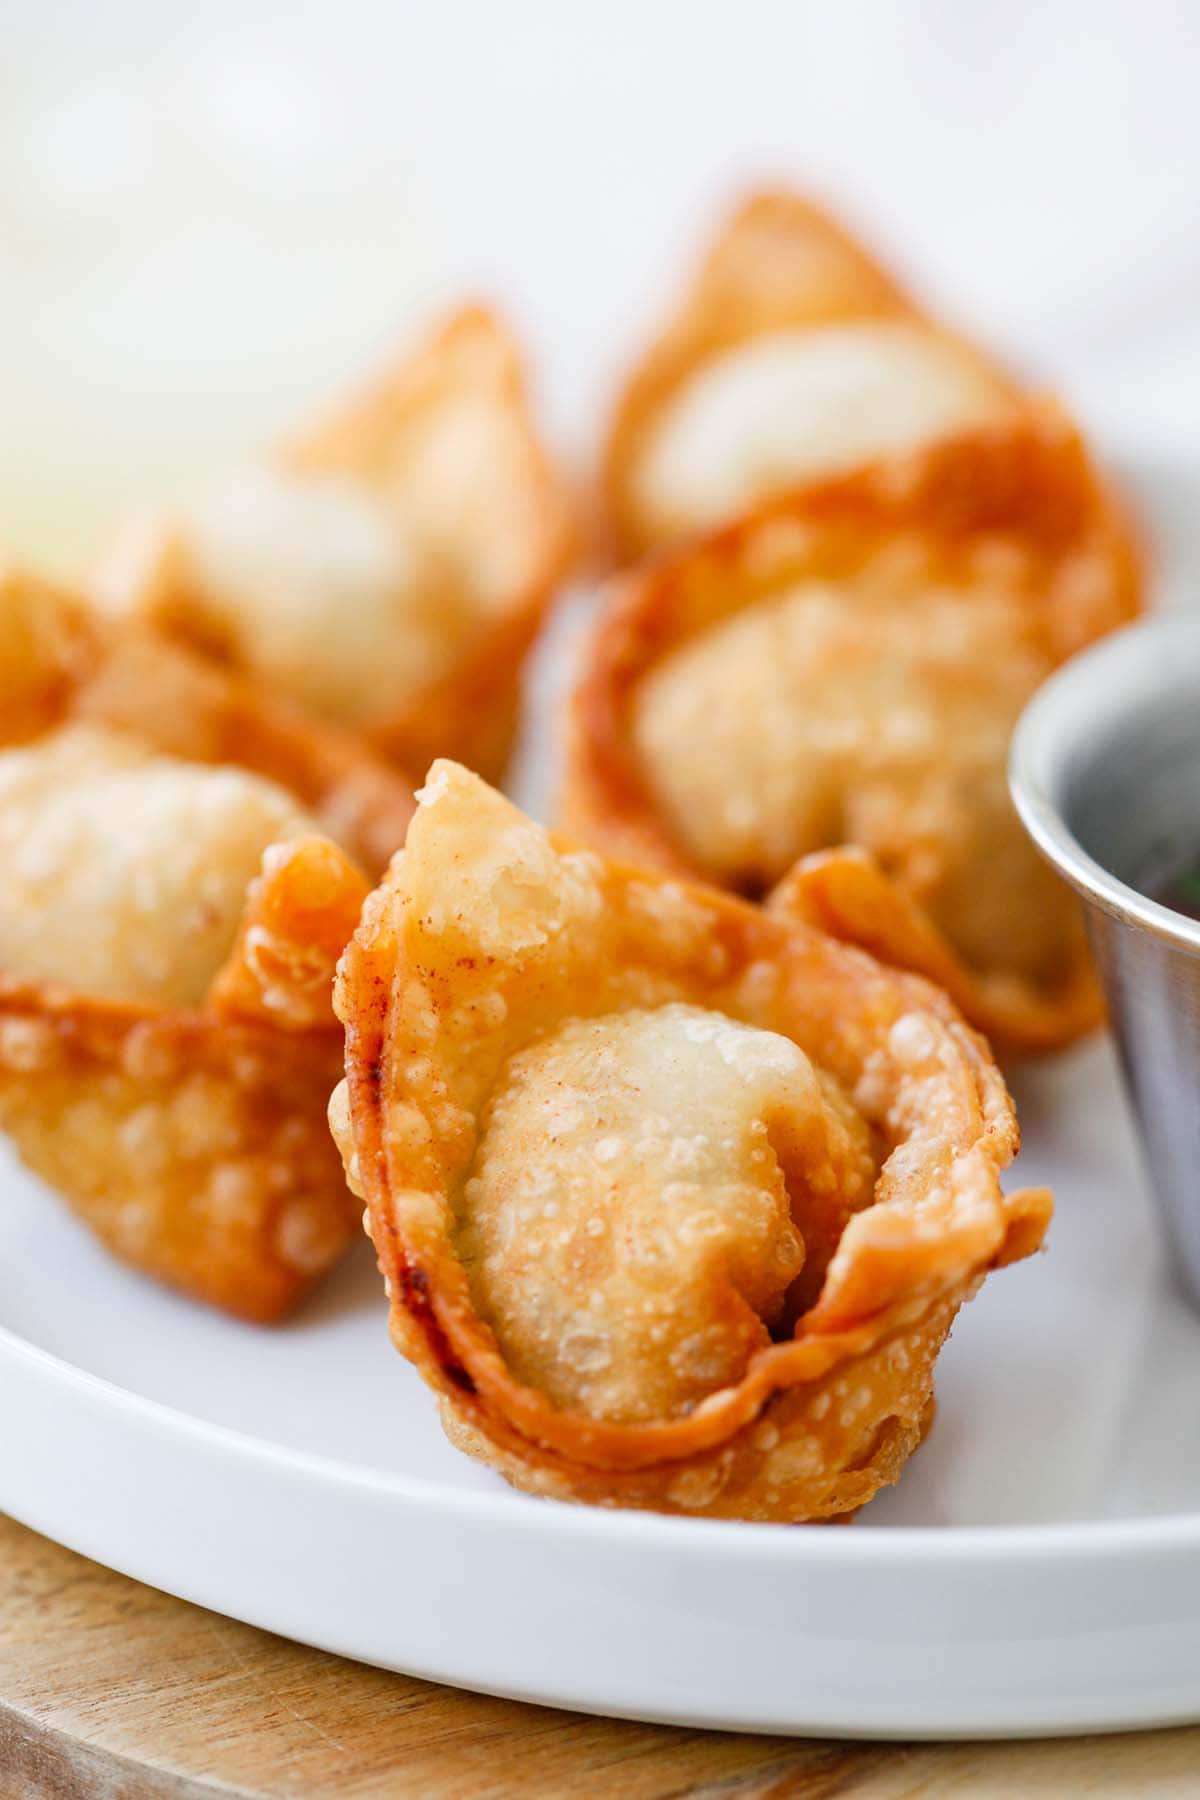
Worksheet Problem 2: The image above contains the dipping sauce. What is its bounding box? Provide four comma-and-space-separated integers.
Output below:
1143, 856, 1200, 921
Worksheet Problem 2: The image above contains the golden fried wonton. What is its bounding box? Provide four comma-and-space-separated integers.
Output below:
564, 415, 1141, 1055
93, 307, 575, 782
0, 568, 394, 1318
604, 188, 1095, 558
326, 760, 1049, 1521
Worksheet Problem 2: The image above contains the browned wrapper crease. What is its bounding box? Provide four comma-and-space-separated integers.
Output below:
94, 306, 576, 783
564, 413, 1142, 1056
0, 570, 396, 1319
765, 849, 1104, 1059
328, 760, 1050, 1522
210, 837, 371, 1032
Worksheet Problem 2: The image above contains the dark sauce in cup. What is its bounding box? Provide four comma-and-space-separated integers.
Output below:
1145, 856, 1200, 921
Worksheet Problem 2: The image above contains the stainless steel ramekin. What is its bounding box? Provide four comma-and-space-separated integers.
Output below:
1011, 611, 1200, 1309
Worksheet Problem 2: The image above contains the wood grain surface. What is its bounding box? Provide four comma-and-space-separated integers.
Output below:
0, 1511, 1197, 1799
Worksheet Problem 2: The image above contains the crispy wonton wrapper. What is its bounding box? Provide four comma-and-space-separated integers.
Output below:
3, 568, 414, 873
0, 568, 395, 1318
565, 414, 1141, 1056
602, 187, 1116, 559
93, 307, 575, 782
324, 760, 1049, 1522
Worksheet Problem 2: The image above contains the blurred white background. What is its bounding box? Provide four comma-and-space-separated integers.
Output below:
3, 0, 1199, 571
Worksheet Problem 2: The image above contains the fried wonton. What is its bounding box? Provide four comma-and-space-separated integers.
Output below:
92, 306, 575, 782
605, 188, 1066, 558
565, 414, 1142, 1055
0, 568, 396, 1318
324, 760, 1049, 1522
3, 568, 415, 874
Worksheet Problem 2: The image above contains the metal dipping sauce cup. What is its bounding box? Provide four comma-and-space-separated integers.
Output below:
1011, 611, 1200, 1309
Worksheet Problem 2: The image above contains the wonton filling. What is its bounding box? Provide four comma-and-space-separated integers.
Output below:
633, 321, 1013, 537
0, 723, 315, 1006
632, 577, 1084, 982
175, 468, 459, 727
456, 1002, 875, 1424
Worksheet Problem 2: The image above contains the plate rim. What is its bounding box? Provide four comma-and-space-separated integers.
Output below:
7, 1316, 1200, 1567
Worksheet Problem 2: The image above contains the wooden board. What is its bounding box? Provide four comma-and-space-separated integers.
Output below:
0, 1510, 1197, 1799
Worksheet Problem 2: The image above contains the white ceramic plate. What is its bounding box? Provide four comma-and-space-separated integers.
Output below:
3, 1039, 1200, 1740
2, 458, 1200, 1740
